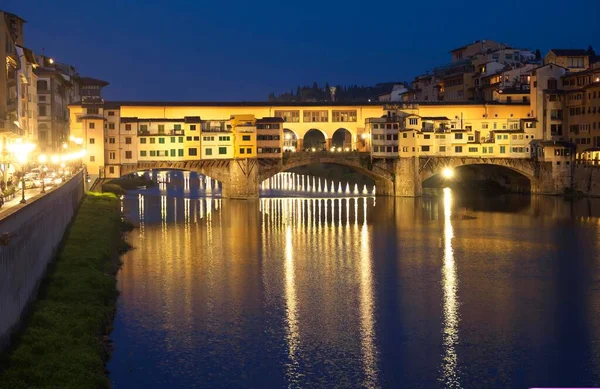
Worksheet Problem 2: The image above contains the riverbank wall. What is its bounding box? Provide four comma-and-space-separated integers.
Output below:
573, 165, 600, 196
0, 193, 122, 388
0, 171, 85, 350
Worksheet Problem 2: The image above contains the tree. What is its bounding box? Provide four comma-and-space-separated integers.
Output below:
535, 49, 541, 60
588, 45, 596, 56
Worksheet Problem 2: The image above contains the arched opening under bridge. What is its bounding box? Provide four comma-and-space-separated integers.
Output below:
422, 163, 532, 194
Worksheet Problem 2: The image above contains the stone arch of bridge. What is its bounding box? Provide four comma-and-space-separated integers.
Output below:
301, 128, 327, 151
259, 155, 395, 195
119, 161, 229, 185
331, 128, 353, 150
420, 157, 536, 192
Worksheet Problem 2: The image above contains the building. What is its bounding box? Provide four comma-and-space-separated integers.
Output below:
545, 49, 591, 72
256, 117, 284, 158
366, 115, 400, 158
231, 114, 257, 159
0, 10, 26, 165
15, 45, 38, 141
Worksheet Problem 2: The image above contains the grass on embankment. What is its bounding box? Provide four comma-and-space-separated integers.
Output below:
102, 176, 156, 195
0, 192, 124, 389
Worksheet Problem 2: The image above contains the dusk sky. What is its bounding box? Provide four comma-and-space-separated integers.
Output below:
5, 0, 599, 101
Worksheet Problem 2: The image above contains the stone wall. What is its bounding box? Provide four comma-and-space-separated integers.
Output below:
573, 165, 600, 196
0, 171, 85, 350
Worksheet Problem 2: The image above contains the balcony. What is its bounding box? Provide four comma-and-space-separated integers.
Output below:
0, 120, 24, 137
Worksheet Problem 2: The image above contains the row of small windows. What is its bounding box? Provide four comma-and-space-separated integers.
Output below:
372, 134, 399, 141
371, 123, 400, 130
139, 149, 185, 157
257, 148, 282, 153
274, 110, 358, 123
373, 146, 399, 153
139, 137, 185, 144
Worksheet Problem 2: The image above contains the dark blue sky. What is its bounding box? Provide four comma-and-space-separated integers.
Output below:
5, 0, 599, 101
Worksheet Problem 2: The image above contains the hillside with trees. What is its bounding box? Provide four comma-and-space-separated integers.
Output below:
267, 81, 407, 102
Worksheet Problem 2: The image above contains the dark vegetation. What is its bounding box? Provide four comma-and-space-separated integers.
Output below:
0, 193, 125, 389
268, 81, 408, 102
102, 175, 156, 195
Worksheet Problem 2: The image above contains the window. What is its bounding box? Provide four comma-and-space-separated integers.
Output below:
37, 80, 48, 90
189, 148, 198, 156
38, 105, 47, 116
218, 136, 230, 141
140, 151, 147, 157
550, 109, 562, 120
218, 147, 227, 155
240, 148, 245, 154
194, 136, 200, 141
108, 111, 115, 116
547, 78, 558, 90
87, 108, 99, 115
109, 137, 115, 144
150, 150, 156, 157
455, 133, 463, 140
174, 124, 182, 130
178, 149, 184, 157
424, 134, 431, 139
140, 124, 148, 131
332, 110, 357, 122
185, 136, 192, 141
500, 146, 506, 154
454, 146, 463, 153
246, 148, 252, 154
274, 110, 300, 122
179, 137, 184, 143
503, 135, 508, 140
409, 118, 418, 125
90, 156, 95, 162
482, 123, 488, 129
89, 138, 95, 144
421, 146, 430, 152
140, 138, 147, 144
468, 147, 478, 153
159, 138, 165, 144
303, 110, 328, 122
108, 123, 115, 129
125, 124, 131, 131
439, 146, 446, 152
170, 149, 176, 157
109, 152, 116, 160
158, 125, 165, 134
567, 57, 585, 68
242, 135, 251, 141
190, 125, 196, 131
89, 123, 95, 129
206, 148, 213, 156
125, 151, 132, 159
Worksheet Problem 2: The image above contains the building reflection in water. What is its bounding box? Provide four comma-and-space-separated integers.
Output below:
440, 188, 461, 388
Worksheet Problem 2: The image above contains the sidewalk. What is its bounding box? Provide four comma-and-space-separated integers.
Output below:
0, 187, 50, 216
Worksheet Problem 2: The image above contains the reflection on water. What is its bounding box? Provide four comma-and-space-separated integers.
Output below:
110, 189, 600, 388
440, 188, 460, 388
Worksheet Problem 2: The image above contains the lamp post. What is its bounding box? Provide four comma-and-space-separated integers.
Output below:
8, 139, 36, 204
38, 154, 47, 193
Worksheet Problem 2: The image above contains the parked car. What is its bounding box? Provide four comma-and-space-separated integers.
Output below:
18, 177, 40, 189
24, 172, 40, 180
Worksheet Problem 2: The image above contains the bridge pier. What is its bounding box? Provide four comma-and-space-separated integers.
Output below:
393, 157, 423, 197
220, 159, 260, 199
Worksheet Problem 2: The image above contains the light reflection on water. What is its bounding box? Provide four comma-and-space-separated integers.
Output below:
110, 189, 600, 388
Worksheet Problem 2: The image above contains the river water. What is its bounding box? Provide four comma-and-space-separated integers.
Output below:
109, 173, 600, 388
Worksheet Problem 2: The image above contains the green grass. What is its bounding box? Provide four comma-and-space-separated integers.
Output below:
0, 193, 123, 389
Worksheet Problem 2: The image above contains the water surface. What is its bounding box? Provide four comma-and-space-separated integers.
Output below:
109, 188, 600, 388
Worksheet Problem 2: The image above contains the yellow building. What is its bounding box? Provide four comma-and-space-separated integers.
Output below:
231, 114, 257, 158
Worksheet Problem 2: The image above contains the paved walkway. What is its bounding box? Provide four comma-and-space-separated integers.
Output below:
0, 187, 50, 216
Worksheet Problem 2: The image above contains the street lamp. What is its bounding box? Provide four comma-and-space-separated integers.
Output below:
8, 140, 36, 204
38, 154, 48, 193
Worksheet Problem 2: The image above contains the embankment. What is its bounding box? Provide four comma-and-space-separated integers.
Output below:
0, 193, 122, 389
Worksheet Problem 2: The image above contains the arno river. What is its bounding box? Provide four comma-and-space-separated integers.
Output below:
109, 172, 600, 388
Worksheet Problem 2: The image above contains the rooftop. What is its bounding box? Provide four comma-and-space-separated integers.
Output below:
549, 49, 589, 57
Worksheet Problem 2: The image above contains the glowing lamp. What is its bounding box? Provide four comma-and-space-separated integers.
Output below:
38, 154, 48, 164
442, 167, 454, 179
361, 133, 368, 139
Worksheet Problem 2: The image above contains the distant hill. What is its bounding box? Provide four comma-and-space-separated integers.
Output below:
267, 81, 408, 102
